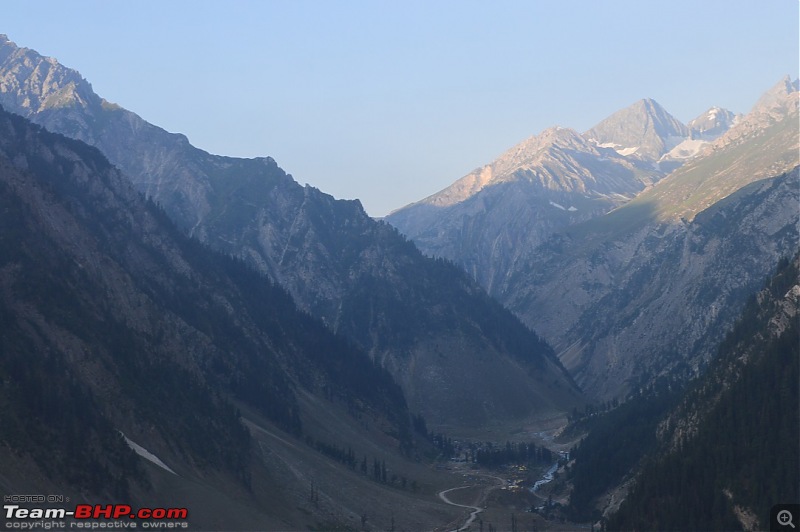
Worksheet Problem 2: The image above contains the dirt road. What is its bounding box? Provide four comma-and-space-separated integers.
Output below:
437, 474, 505, 531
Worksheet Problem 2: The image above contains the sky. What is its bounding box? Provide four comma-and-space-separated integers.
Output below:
4, 1, 798, 217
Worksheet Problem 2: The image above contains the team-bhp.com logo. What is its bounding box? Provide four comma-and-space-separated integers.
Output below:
4, 504, 189, 528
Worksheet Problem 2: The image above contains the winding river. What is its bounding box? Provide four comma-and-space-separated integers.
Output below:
532, 461, 559, 494
437, 461, 560, 531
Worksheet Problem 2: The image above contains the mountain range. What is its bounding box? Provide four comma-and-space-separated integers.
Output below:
0, 105, 436, 528
0, 31, 797, 531
389, 76, 799, 399
386, 96, 742, 292
0, 33, 582, 430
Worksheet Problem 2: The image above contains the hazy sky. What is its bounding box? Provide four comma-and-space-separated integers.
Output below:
4, 1, 798, 216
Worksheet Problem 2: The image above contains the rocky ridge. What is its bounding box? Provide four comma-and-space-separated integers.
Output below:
387, 94, 734, 293
0, 34, 582, 428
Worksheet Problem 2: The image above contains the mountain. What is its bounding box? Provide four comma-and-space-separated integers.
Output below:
583, 98, 690, 161
652, 106, 741, 163
751, 74, 800, 116
0, 104, 475, 529
386, 123, 660, 292
579, 76, 800, 228
386, 97, 734, 293
0, 34, 582, 429
389, 77, 797, 401
607, 255, 799, 531
687, 106, 738, 139
500, 78, 799, 399
562, 255, 799, 527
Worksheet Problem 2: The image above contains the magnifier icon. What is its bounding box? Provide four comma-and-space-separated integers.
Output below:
778, 509, 796, 528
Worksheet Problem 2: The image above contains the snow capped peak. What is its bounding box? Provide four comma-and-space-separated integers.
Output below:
688, 107, 737, 141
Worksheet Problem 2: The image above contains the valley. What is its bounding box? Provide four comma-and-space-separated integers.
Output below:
0, 29, 797, 532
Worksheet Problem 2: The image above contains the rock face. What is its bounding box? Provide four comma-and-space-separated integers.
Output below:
509, 169, 798, 400
0, 34, 582, 428
499, 81, 799, 399
0, 34, 220, 232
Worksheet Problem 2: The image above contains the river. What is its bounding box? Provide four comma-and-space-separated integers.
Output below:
531, 461, 559, 494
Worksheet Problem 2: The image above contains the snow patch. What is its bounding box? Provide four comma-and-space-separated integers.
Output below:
550, 201, 577, 211
119, 432, 177, 475
616, 146, 639, 156
596, 141, 621, 149
662, 138, 707, 160
593, 140, 642, 157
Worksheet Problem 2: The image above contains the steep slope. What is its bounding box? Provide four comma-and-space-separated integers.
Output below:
607, 256, 799, 531
0, 106, 459, 529
0, 34, 582, 428
501, 79, 799, 400
562, 257, 799, 526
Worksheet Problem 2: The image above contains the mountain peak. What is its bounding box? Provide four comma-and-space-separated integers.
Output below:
750, 75, 800, 116
778, 74, 800, 93
687, 106, 737, 140
583, 98, 689, 160
0, 34, 98, 114
640, 97, 662, 109
401, 125, 597, 210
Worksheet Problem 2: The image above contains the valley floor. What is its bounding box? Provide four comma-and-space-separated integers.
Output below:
239, 405, 594, 531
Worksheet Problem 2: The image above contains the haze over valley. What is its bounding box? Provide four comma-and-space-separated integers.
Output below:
0, 10, 797, 531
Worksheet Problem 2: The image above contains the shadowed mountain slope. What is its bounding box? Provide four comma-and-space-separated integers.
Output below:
0, 34, 582, 428
608, 255, 799, 530
1, 105, 519, 530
